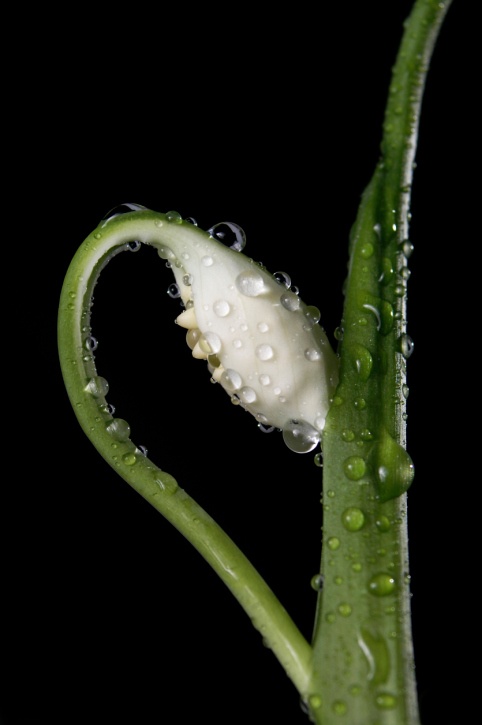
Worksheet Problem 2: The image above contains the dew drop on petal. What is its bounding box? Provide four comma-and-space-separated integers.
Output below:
282, 420, 321, 454
213, 299, 231, 317
235, 269, 266, 297
221, 369, 243, 391
256, 344, 274, 361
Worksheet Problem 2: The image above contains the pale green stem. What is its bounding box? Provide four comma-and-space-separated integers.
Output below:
57, 211, 312, 698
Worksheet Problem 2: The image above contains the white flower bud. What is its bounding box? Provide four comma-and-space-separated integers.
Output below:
154, 221, 339, 452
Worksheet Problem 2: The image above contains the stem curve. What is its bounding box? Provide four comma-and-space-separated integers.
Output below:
57, 209, 312, 697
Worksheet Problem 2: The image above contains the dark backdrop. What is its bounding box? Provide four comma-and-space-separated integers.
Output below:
4, 3, 469, 724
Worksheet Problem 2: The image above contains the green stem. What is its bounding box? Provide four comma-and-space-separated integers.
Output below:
57, 211, 312, 697
308, 1, 452, 723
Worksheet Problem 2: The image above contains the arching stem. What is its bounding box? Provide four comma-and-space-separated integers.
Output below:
57, 211, 312, 698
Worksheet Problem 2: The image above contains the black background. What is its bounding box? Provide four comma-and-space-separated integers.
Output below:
4, 2, 470, 724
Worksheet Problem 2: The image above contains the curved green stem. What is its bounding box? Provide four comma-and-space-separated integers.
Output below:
57, 211, 312, 697
308, 1, 452, 723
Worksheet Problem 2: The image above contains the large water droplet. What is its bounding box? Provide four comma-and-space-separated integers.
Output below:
358, 627, 390, 684
167, 283, 181, 299
256, 344, 274, 361
166, 210, 183, 224
351, 344, 373, 381
101, 202, 148, 223
273, 271, 291, 288
239, 386, 257, 404
127, 240, 142, 252
85, 376, 109, 398
280, 291, 301, 311
368, 573, 396, 597
282, 420, 320, 454
106, 418, 131, 442
221, 369, 243, 391
368, 428, 415, 502
235, 269, 266, 297
343, 456, 366, 480
342, 507, 365, 531
398, 334, 414, 358
199, 331, 222, 355
208, 221, 246, 251
213, 299, 231, 317
375, 693, 397, 710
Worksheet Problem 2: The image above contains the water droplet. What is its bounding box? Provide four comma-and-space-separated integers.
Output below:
398, 334, 414, 358
282, 420, 320, 454
304, 306, 321, 325
376, 516, 391, 532
311, 574, 324, 591
343, 456, 366, 480
256, 344, 274, 361
235, 269, 266, 297
354, 397, 366, 410
280, 291, 301, 311
239, 386, 257, 404
85, 376, 109, 398
258, 423, 275, 433
368, 428, 415, 502
308, 694, 322, 710
157, 245, 176, 262
362, 299, 394, 335
166, 210, 183, 224
167, 283, 181, 299
101, 202, 148, 223
273, 271, 291, 288
213, 299, 231, 317
153, 471, 179, 495
379, 257, 394, 285
327, 537, 340, 551
304, 347, 321, 362
186, 328, 201, 350
337, 603, 352, 617
84, 336, 98, 352
221, 369, 243, 391
127, 240, 142, 252
368, 573, 396, 597
185, 216, 198, 226
341, 429, 355, 442
332, 700, 347, 715
208, 221, 246, 251
314, 452, 323, 468
351, 344, 373, 381
334, 326, 344, 341
122, 452, 137, 466
259, 374, 271, 386
401, 239, 414, 257
342, 507, 365, 531
199, 331, 222, 354
106, 418, 131, 442
375, 693, 397, 709
202, 255, 214, 267
360, 243, 374, 259
358, 627, 390, 684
